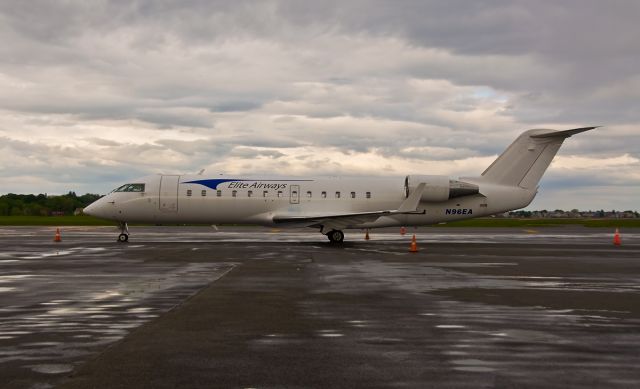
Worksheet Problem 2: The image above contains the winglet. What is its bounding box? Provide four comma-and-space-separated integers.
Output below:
398, 182, 425, 212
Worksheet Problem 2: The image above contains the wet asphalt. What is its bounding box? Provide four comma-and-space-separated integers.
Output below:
1, 225, 639, 388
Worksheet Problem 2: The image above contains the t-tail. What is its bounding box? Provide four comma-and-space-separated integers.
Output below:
479, 127, 598, 189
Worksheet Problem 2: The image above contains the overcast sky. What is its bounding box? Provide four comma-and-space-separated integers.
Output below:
1, 0, 638, 210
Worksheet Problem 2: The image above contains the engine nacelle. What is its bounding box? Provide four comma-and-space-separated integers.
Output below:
405, 175, 479, 202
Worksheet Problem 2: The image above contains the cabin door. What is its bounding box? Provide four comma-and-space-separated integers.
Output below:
159, 175, 180, 212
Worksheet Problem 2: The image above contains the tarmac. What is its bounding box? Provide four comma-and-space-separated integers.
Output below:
1, 225, 639, 388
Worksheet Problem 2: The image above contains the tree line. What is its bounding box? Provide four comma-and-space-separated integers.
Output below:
0, 192, 102, 216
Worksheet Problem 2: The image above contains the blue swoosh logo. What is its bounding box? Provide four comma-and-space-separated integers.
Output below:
183, 179, 242, 190
183, 179, 312, 190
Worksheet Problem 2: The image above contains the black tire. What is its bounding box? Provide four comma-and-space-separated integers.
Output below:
327, 230, 344, 243
118, 233, 129, 243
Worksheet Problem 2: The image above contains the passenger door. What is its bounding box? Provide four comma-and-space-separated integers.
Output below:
159, 175, 180, 212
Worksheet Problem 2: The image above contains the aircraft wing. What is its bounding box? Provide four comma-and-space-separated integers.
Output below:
272, 183, 426, 231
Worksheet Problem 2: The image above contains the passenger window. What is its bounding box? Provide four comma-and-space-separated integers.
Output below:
248, 190, 253, 197
321, 191, 327, 198
216, 190, 222, 197
306, 191, 312, 198
335, 191, 341, 198
350, 191, 356, 199
366, 191, 371, 199
201, 190, 206, 197
232, 190, 237, 197
187, 189, 192, 197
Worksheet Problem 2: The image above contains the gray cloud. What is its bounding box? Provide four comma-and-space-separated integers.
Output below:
211, 101, 263, 112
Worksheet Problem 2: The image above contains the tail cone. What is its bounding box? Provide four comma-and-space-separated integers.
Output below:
409, 234, 418, 253
54, 228, 62, 242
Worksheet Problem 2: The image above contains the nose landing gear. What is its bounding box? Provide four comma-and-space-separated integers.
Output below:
118, 222, 129, 243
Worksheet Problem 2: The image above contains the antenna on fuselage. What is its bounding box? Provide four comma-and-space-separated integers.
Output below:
197, 169, 205, 175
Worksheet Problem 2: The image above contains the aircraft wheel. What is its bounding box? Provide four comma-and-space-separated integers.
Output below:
118, 233, 129, 243
327, 230, 344, 243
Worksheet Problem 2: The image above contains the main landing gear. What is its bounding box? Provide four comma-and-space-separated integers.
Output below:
118, 221, 129, 243
326, 229, 344, 244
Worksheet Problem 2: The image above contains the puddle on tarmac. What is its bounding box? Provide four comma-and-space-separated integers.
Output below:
450, 359, 496, 373
30, 364, 74, 374
452, 365, 496, 373
316, 329, 344, 338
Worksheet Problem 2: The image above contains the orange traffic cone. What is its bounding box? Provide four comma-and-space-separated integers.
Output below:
613, 228, 621, 246
54, 228, 62, 242
365, 229, 370, 240
400, 226, 406, 236
409, 234, 418, 253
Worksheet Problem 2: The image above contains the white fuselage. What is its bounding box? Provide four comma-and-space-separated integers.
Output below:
84, 174, 536, 228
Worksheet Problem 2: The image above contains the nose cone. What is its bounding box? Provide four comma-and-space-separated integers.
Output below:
83, 202, 96, 216
84, 198, 108, 219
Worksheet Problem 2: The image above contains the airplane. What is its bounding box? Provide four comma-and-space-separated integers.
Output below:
83, 127, 596, 243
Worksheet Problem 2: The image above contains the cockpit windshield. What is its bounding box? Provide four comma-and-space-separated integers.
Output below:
112, 183, 145, 193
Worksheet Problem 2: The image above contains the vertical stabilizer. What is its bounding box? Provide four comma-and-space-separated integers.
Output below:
480, 127, 597, 189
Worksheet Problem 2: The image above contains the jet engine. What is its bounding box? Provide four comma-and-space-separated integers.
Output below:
404, 175, 479, 202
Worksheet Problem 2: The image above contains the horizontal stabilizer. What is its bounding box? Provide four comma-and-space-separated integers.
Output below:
530, 126, 599, 139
